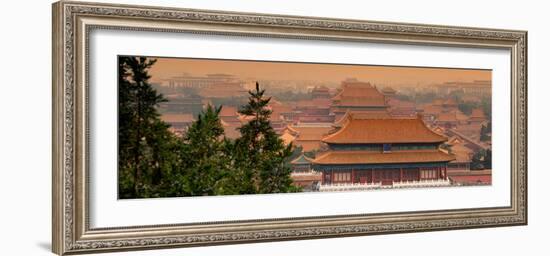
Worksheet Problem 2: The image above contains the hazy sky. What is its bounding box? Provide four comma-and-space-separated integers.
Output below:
147, 57, 491, 86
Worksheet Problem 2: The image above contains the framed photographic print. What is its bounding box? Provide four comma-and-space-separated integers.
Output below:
52, 1, 527, 255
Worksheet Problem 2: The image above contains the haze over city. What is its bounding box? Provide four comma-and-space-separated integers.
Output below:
148, 57, 492, 87
119, 55, 493, 197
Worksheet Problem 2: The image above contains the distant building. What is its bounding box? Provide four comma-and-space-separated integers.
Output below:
435, 110, 469, 128
381, 86, 397, 103
161, 113, 195, 136
387, 98, 416, 118
291, 154, 313, 172
312, 115, 455, 191
293, 98, 335, 124
221, 120, 241, 140
159, 95, 203, 116
437, 80, 491, 96
219, 106, 240, 125
446, 136, 473, 170
311, 86, 331, 99
163, 73, 238, 88
285, 124, 333, 152
280, 130, 296, 146
331, 81, 390, 120
469, 108, 487, 124
290, 154, 322, 191
219, 106, 242, 139
198, 82, 248, 98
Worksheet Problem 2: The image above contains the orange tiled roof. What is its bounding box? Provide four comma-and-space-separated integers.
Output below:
280, 131, 296, 146
270, 104, 293, 113
333, 111, 391, 128
295, 141, 323, 151
221, 121, 241, 139
296, 98, 332, 108
421, 105, 443, 115
437, 112, 458, 122
160, 113, 195, 123
332, 82, 387, 107
323, 116, 447, 144
312, 150, 455, 165
450, 143, 473, 162
219, 106, 238, 117
470, 108, 486, 119
292, 125, 333, 141
456, 111, 469, 121
432, 99, 445, 106
443, 98, 458, 106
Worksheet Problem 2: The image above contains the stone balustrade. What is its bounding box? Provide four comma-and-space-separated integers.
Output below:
318, 178, 451, 192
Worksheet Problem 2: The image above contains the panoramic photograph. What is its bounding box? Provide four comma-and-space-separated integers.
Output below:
118, 56, 492, 199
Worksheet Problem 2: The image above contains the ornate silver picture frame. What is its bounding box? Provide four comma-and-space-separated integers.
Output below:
52, 1, 527, 255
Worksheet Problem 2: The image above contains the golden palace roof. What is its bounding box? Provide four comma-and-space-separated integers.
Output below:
323, 116, 447, 144
312, 150, 455, 165
332, 82, 387, 107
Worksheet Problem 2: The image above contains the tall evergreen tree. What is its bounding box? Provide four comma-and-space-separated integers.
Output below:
235, 82, 299, 194
177, 105, 231, 196
118, 56, 180, 198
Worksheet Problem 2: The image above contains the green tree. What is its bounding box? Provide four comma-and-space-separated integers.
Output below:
235, 82, 300, 194
470, 150, 485, 170
449, 89, 465, 102
458, 101, 477, 115
175, 105, 232, 196
480, 123, 491, 142
481, 96, 492, 120
118, 56, 180, 198
483, 149, 492, 169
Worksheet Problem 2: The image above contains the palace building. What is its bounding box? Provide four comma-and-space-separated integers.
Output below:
311, 114, 455, 191
290, 154, 322, 191
331, 81, 390, 120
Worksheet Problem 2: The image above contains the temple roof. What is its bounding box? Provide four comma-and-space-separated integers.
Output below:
333, 111, 391, 128
291, 125, 333, 141
280, 130, 296, 146
312, 150, 455, 165
323, 116, 447, 144
291, 154, 313, 165
332, 82, 387, 107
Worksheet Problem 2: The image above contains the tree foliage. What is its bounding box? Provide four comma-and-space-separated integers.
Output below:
118, 56, 181, 198
480, 122, 492, 142
470, 149, 491, 170
169, 105, 234, 196
119, 63, 300, 198
235, 82, 299, 194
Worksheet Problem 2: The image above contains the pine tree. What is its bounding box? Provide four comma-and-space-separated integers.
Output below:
177, 105, 231, 196
118, 56, 180, 198
235, 82, 299, 194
